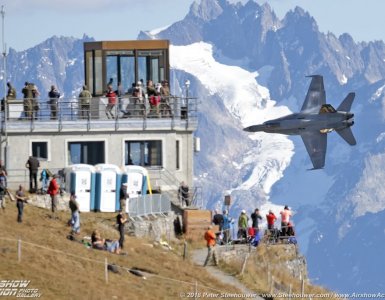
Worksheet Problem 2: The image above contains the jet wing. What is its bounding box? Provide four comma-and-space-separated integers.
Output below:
300, 131, 327, 169
301, 75, 326, 113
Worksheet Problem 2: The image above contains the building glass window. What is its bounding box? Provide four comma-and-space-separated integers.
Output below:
32, 142, 48, 160
106, 51, 135, 93
68, 141, 105, 165
120, 56, 135, 93
125, 140, 162, 167
106, 55, 118, 90
138, 50, 164, 85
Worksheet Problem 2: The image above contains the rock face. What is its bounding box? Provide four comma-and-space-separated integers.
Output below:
4, 34, 93, 100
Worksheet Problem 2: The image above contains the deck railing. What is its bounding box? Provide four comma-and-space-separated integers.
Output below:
127, 194, 172, 219
1, 95, 198, 131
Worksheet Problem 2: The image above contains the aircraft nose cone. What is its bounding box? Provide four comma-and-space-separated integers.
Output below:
243, 126, 252, 132
243, 125, 265, 132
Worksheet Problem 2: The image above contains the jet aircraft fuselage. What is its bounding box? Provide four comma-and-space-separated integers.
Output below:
246, 111, 354, 136
243, 75, 356, 169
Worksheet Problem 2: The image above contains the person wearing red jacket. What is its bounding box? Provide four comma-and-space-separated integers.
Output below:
203, 226, 218, 267
105, 84, 116, 119
266, 210, 277, 230
47, 174, 60, 216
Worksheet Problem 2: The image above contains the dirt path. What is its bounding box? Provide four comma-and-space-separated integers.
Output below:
191, 248, 264, 299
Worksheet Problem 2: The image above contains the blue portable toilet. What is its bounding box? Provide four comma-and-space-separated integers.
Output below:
64, 164, 96, 212
94, 164, 122, 212
121, 165, 149, 200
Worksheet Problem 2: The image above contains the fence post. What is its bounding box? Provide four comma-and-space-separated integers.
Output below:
288, 284, 292, 300
167, 221, 171, 244
17, 239, 21, 263
301, 278, 305, 296
104, 257, 108, 284
240, 253, 249, 275
183, 241, 188, 260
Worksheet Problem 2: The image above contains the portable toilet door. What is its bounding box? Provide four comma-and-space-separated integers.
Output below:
121, 165, 149, 199
64, 164, 96, 212
95, 164, 122, 212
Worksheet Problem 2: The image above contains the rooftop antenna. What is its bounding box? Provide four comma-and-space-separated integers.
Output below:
1, 5, 7, 167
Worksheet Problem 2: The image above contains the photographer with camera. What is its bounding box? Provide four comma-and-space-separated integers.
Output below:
48, 85, 60, 120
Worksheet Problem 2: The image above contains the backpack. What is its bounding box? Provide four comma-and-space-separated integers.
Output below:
288, 237, 297, 244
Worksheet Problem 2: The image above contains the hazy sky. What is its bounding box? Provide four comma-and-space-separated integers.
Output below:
1, 0, 385, 51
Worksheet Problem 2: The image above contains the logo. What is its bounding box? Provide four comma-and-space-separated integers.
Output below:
0, 280, 41, 298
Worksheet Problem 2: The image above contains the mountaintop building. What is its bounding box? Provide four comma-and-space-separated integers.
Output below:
1, 40, 199, 205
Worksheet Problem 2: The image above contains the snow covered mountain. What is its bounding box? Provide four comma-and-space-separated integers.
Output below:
140, 0, 385, 293
4, 34, 93, 99
3, 0, 385, 293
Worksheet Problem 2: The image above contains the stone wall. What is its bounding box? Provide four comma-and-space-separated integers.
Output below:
22, 192, 177, 242
28, 193, 70, 211
126, 212, 176, 242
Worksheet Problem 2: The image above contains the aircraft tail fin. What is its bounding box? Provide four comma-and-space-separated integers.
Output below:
336, 127, 356, 145
337, 92, 355, 112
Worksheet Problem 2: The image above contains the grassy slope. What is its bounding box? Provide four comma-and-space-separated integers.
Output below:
0, 202, 243, 300
222, 244, 340, 299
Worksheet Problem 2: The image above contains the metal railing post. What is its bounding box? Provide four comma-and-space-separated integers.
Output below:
115, 99, 119, 131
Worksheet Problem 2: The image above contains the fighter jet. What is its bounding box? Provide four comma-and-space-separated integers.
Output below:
244, 75, 356, 169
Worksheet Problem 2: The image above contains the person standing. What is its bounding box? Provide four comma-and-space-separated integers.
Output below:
30, 83, 40, 120
69, 192, 80, 234
0, 160, 7, 176
160, 80, 172, 117
212, 210, 224, 230
203, 226, 218, 267
48, 85, 60, 120
178, 181, 190, 207
40, 169, 50, 194
16, 185, 27, 223
105, 84, 116, 119
47, 174, 60, 217
115, 81, 124, 112
266, 210, 277, 230
119, 182, 128, 212
116, 210, 127, 250
237, 210, 248, 240
251, 208, 263, 233
78, 85, 92, 119
22, 82, 33, 119
25, 156, 40, 193
2, 82, 16, 111
6, 82, 17, 100
0, 170, 7, 211
222, 210, 231, 244
280, 205, 292, 236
